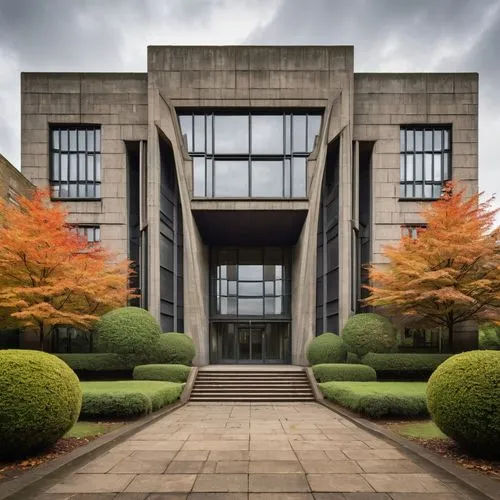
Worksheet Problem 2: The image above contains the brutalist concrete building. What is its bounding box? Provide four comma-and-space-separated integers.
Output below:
20, 46, 478, 364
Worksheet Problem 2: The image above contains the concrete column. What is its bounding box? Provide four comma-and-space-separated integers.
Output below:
291, 89, 353, 365
151, 91, 210, 365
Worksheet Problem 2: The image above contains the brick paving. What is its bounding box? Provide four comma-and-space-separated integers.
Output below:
36, 402, 480, 499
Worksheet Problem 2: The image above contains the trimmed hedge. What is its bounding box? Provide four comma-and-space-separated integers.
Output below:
313, 363, 377, 383
306, 333, 347, 365
342, 313, 397, 357
319, 381, 428, 418
154, 333, 196, 365
80, 381, 184, 419
133, 364, 191, 383
0, 350, 82, 459
362, 353, 451, 379
95, 307, 161, 364
82, 392, 152, 419
57, 353, 135, 372
427, 351, 500, 457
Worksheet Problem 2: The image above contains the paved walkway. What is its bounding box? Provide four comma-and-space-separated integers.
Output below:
38, 402, 478, 499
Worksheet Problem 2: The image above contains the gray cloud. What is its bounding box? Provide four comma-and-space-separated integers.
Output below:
248, 0, 500, 206
0, 0, 498, 207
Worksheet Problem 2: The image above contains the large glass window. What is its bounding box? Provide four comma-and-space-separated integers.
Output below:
52, 327, 93, 353
50, 126, 101, 199
400, 127, 451, 200
211, 247, 291, 318
179, 111, 322, 198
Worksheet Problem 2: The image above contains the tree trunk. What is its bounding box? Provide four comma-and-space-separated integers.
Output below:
39, 321, 45, 351
448, 323, 454, 353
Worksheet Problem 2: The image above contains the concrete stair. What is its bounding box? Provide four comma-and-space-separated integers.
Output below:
190, 368, 315, 402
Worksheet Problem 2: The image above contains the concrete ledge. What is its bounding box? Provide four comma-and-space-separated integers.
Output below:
305, 366, 324, 401
320, 399, 499, 500
0, 400, 185, 500
180, 366, 198, 403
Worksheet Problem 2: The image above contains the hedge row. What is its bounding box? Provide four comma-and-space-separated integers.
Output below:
312, 364, 377, 383
80, 381, 183, 419
362, 353, 451, 377
133, 364, 191, 383
57, 353, 135, 372
319, 381, 428, 418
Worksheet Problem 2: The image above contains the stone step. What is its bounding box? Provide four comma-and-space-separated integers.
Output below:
191, 368, 314, 402
195, 379, 308, 383
190, 396, 316, 402
194, 384, 310, 388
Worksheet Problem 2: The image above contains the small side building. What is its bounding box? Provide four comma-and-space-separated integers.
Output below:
0, 154, 34, 204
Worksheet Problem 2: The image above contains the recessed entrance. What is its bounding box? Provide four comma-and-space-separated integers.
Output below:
210, 322, 290, 364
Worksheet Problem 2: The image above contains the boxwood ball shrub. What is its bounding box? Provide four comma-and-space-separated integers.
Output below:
134, 364, 191, 383
95, 307, 161, 363
313, 363, 377, 383
342, 313, 396, 357
427, 350, 500, 457
306, 333, 347, 365
154, 333, 196, 365
346, 352, 362, 364
0, 350, 82, 459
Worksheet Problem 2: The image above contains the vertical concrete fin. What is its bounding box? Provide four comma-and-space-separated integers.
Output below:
148, 88, 209, 364
292, 93, 350, 365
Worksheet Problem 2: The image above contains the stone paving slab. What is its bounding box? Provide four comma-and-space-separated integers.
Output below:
37, 402, 482, 499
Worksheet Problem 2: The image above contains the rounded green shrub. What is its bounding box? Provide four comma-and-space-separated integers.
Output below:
346, 352, 362, 364
312, 363, 377, 382
154, 333, 196, 365
306, 333, 347, 365
95, 307, 161, 364
427, 350, 500, 457
341, 313, 396, 357
133, 364, 191, 383
0, 350, 82, 459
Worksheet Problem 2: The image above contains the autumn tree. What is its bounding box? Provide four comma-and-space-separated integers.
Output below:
0, 191, 135, 349
364, 182, 500, 349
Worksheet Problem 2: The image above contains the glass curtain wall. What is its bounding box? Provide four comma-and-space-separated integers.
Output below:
209, 247, 291, 363
178, 110, 322, 199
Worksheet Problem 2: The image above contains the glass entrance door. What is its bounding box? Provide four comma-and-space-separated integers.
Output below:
237, 326, 263, 362
211, 322, 290, 364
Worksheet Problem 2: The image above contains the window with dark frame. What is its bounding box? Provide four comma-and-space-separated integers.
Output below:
52, 327, 93, 353
178, 111, 322, 199
50, 126, 101, 199
400, 127, 451, 200
76, 225, 101, 243
211, 247, 291, 318
401, 224, 426, 239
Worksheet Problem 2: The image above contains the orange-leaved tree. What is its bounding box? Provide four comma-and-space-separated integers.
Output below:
0, 190, 136, 349
364, 182, 500, 349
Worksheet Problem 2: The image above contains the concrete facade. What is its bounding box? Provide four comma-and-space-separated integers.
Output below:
20, 46, 479, 364
0, 154, 34, 203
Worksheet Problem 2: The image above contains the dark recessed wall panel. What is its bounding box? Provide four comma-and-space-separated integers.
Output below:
316, 140, 340, 335
159, 136, 183, 332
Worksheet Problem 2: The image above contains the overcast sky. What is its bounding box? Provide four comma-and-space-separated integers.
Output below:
0, 0, 498, 210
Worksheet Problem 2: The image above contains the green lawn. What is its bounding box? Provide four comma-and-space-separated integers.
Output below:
65, 421, 124, 439
392, 420, 447, 440
319, 381, 428, 418
80, 380, 184, 419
